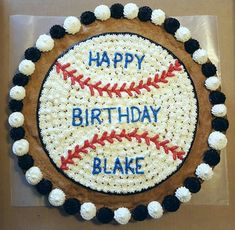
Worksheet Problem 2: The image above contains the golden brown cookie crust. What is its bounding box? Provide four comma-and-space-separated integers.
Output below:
22, 18, 212, 210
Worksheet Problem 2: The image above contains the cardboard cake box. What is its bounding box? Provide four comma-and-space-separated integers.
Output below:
0, 0, 234, 229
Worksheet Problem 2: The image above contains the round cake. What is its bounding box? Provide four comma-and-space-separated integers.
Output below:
8, 3, 228, 224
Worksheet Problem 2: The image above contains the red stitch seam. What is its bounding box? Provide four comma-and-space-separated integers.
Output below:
60, 128, 185, 170
55, 60, 182, 98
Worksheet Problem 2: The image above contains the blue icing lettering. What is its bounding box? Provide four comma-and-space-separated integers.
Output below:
88, 51, 100, 67
113, 157, 124, 174
85, 109, 89, 126
150, 106, 161, 122
124, 53, 134, 69
102, 107, 116, 123
72, 108, 83, 126
141, 105, 151, 122
136, 157, 144, 174
92, 157, 144, 175
72, 106, 161, 127
118, 106, 130, 123
135, 54, 145, 70
88, 51, 145, 69
99, 51, 110, 67
125, 157, 135, 174
91, 108, 102, 125
92, 157, 102, 174
104, 158, 112, 174
113, 52, 123, 68
130, 106, 141, 122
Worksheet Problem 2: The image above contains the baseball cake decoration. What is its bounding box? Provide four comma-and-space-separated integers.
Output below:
8, 3, 228, 224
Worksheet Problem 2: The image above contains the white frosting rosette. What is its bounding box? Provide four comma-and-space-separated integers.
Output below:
205, 76, 221, 90
12, 139, 29, 156
8, 112, 24, 128
151, 9, 165, 25
63, 16, 81, 35
192, 49, 208, 64
196, 163, 213, 180
36, 34, 54, 52
18, 59, 35, 76
175, 27, 191, 42
211, 104, 227, 117
80, 202, 96, 220
147, 201, 163, 219
25, 166, 43, 185
10, 86, 26, 100
94, 5, 111, 21
175, 187, 191, 202
208, 131, 227, 150
124, 3, 138, 19
48, 188, 66, 206
114, 207, 131, 225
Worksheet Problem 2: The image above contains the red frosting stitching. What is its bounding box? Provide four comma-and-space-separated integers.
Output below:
60, 129, 185, 170
55, 60, 182, 98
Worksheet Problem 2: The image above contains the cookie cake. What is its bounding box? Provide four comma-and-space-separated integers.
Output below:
8, 3, 229, 224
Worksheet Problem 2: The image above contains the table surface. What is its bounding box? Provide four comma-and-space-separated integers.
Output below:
0, 0, 235, 229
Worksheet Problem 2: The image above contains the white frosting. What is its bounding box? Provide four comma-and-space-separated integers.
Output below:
205, 76, 221, 90
175, 186, 191, 203
80, 202, 96, 220
208, 131, 227, 150
151, 9, 165, 25
211, 104, 227, 117
196, 163, 213, 180
63, 16, 81, 35
48, 188, 66, 206
12, 139, 29, 156
8, 112, 24, 128
124, 3, 139, 19
18, 59, 35, 76
114, 207, 131, 225
38, 33, 198, 194
36, 34, 54, 52
9, 86, 26, 100
25, 166, 43, 185
94, 5, 111, 21
175, 27, 191, 42
147, 201, 163, 219
192, 49, 208, 64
